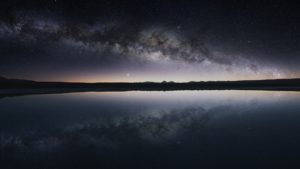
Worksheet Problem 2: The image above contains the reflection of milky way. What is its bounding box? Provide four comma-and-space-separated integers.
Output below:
0, 106, 213, 150
1, 91, 300, 168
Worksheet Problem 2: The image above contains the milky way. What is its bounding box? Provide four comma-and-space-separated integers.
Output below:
0, 0, 299, 82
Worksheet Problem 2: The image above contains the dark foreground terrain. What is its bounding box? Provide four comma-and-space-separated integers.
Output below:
0, 76, 300, 96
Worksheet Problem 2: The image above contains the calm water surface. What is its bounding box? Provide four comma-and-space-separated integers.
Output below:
1, 91, 300, 168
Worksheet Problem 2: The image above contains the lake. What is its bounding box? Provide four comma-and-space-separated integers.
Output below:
1, 90, 300, 168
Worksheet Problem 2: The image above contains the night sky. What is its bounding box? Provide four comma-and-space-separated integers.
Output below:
0, 0, 299, 82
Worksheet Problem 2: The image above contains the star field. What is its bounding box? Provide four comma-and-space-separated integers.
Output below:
0, 0, 299, 82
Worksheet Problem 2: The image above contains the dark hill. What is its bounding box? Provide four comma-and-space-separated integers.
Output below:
0, 76, 300, 93
0, 76, 34, 83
